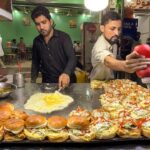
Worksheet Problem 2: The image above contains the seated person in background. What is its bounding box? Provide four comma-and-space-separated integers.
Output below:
90, 11, 150, 81
75, 42, 82, 53
73, 41, 77, 50
73, 41, 82, 53
11, 38, 18, 54
0, 35, 6, 68
17, 37, 26, 59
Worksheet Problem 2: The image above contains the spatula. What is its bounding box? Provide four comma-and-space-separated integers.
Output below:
55, 87, 63, 93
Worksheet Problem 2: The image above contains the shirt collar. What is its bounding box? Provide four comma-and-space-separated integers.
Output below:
38, 29, 59, 42
101, 34, 113, 50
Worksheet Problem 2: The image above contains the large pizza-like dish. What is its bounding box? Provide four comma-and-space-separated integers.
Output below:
24, 92, 74, 113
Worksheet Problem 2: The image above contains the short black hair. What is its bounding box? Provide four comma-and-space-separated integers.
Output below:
31, 5, 51, 21
12, 39, 16, 42
101, 11, 121, 25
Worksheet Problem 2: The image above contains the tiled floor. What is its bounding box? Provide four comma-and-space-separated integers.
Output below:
2, 60, 88, 83
4, 60, 42, 83
6, 60, 32, 74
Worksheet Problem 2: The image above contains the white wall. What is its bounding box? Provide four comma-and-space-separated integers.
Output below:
136, 15, 150, 43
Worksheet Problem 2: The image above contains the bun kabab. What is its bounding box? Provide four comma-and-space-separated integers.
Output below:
46, 116, 69, 142
131, 107, 150, 120
69, 106, 91, 121
109, 108, 129, 121
0, 122, 4, 141
91, 108, 111, 120
91, 113, 118, 139
117, 118, 141, 138
67, 115, 95, 142
100, 93, 123, 112
141, 118, 150, 138
24, 115, 47, 141
11, 109, 28, 120
4, 118, 25, 141
0, 104, 14, 141
0, 108, 12, 124
68, 127, 95, 142
67, 116, 89, 129
0, 102, 14, 112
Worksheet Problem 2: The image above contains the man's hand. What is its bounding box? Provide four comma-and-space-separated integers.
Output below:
59, 73, 70, 88
124, 51, 150, 73
126, 51, 142, 59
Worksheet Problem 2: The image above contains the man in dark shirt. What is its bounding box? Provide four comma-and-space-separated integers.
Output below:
31, 6, 76, 88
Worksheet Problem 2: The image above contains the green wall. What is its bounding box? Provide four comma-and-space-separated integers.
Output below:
0, 9, 99, 52
52, 12, 99, 42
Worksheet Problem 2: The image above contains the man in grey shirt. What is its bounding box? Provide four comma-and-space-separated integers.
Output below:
90, 11, 150, 80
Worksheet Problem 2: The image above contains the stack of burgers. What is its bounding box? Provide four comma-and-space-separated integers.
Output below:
90, 108, 118, 139
0, 102, 70, 142
1, 100, 150, 142
67, 106, 95, 142
0, 102, 28, 141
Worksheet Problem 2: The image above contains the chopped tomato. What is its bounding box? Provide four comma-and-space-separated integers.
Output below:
118, 110, 130, 118
119, 118, 137, 128
137, 118, 146, 128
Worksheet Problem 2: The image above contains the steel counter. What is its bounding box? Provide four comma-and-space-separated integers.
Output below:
2, 83, 103, 117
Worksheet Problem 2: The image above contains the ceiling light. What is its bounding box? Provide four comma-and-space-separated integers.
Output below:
84, 0, 109, 11
54, 8, 58, 13
126, 0, 132, 2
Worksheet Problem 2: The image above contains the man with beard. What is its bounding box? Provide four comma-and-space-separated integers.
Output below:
31, 6, 76, 88
90, 11, 150, 80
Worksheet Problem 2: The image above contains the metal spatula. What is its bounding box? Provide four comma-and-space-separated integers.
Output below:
55, 87, 63, 93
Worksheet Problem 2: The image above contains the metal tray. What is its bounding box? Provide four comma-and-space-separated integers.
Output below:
0, 82, 17, 98
0, 137, 150, 146
0, 83, 150, 147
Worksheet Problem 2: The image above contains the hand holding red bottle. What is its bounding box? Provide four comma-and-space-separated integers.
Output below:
133, 44, 150, 78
